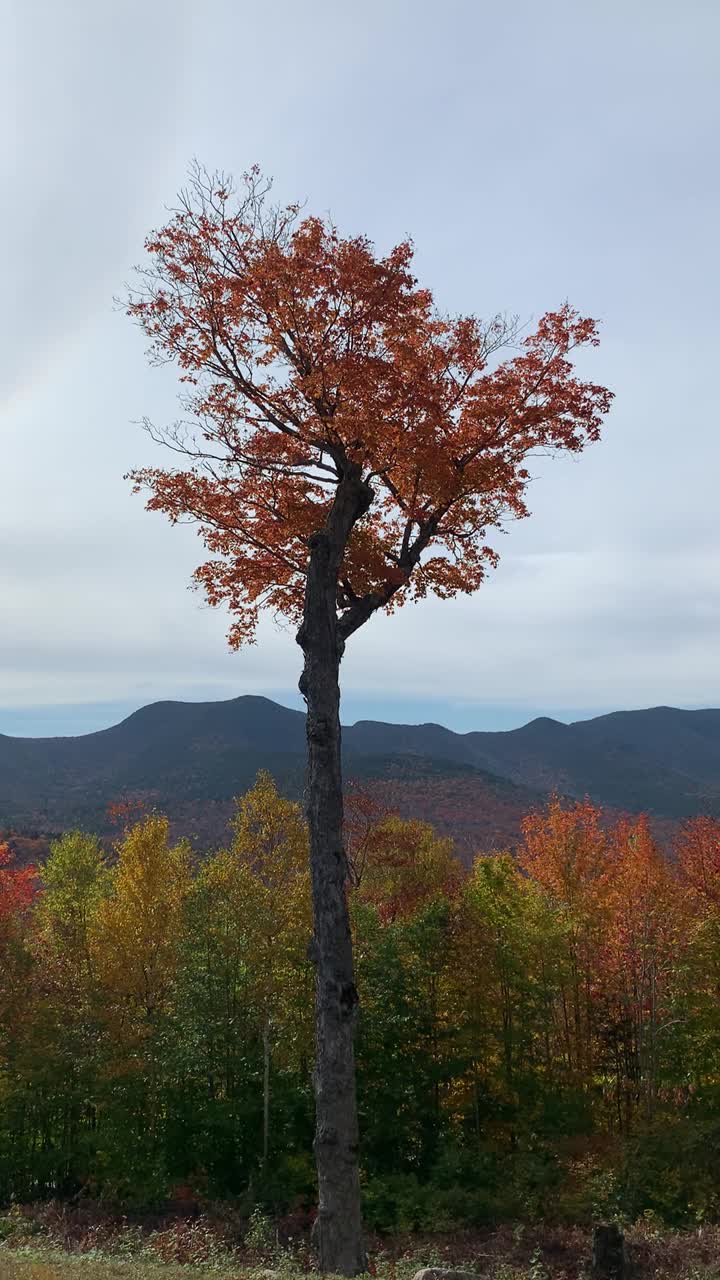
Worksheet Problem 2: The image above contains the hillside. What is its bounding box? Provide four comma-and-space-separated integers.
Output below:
2, 696, 719, 853
349, 705, 720, 815
0, 696, 540, 856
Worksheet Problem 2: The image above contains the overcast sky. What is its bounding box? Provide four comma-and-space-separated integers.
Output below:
3, 0, 719, 737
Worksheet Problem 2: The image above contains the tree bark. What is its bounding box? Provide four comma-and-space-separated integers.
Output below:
591, 1223, 626, 1280
297, 468, 370, 1276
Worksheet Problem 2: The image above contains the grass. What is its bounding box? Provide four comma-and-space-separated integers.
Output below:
4, 1208, 720, 1280
1, 1258, 263, 1280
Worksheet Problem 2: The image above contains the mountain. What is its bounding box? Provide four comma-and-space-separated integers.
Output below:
2, 697, 719, 854
0, 696, 540, 855
0, 696, 308, 840
347, 705, 720, 816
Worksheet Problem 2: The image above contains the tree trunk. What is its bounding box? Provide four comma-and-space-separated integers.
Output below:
591, 1223, 626, 1280
297, 472, 370, 1276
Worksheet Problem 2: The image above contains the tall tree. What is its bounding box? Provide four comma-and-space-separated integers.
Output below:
30, 834, 110, 1195
519, 797, 615, 1082
604, 816, 686, 1125
92, 815, 191, 1023
126, 165, 612, 1272
90, 815, 192, 1196
222, 772, 312, 1166
675, 818, 720, 1096
175, 773, 313, 1192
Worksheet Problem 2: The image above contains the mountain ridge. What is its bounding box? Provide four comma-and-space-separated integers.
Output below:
3, 696, 720, 852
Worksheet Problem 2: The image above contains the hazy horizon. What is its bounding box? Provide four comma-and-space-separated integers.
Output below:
1, 693, 717, 741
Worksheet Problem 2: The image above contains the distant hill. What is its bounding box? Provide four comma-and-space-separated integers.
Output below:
347, 705, 720, 816
2, 696, 719, 855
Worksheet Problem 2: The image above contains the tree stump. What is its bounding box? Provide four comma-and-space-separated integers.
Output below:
591, 1223, 626, 1280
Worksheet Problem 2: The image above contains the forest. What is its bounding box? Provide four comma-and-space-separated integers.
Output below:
2, 772, 720, 1235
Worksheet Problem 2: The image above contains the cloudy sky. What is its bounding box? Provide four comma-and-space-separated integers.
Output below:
3, 0, 719, 737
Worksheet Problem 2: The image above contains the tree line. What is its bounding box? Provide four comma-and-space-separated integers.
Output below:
4, 774, 717, 1230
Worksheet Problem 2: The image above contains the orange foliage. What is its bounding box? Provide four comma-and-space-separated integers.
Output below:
0, 842, 36, 923
675, 815, 720, 910
345, 783, 465, 919
106, 796, 151, 828
603, 815, 685, 993
344, 784, 397, 888
126, 167, 612, 647
518, 795, 616, 911
518, 797, 618, 1078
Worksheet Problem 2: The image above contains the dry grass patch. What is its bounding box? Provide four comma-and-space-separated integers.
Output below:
1, 1257, 255, 1280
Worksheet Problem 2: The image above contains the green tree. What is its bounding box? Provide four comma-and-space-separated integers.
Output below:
90, 815, 192, 1200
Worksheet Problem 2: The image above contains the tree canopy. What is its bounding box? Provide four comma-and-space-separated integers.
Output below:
126, 166, 612, 648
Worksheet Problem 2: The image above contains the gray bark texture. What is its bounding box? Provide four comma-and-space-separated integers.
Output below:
297, 467, 371, 1276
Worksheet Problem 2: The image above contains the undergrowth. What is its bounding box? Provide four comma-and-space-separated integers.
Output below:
3, 1202, 720, 1279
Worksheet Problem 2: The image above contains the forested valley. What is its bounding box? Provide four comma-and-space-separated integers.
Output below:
3, 772, 720, 1235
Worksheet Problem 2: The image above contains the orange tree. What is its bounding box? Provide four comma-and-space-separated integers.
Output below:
125, 165, 612, 1273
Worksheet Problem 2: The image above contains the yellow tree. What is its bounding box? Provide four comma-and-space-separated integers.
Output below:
37, 831, 110, 978
194, 772, 312, 1165
28, 834, 111, 1191
90, 815, 192, 1183
674, 818, 720, 1087
451, 854, 542, 1132
93, 815, 191, 1020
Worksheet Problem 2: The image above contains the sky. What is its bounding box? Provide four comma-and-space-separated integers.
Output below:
3, 0, 719, 738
